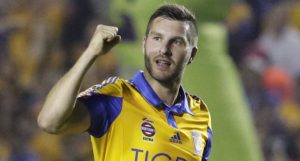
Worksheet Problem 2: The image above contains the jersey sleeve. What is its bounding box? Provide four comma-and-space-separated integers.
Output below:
187, 95, 213, 160
77, 77, 123, 137
200, 100, 213, 161
202, 127, 213, 161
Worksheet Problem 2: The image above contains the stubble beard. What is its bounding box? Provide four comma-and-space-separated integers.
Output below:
144, 53, 183, 85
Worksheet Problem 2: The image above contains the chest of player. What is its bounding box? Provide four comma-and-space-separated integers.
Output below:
108, 93, 209, 161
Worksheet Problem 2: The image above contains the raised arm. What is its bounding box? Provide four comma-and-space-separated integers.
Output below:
37, 25, 121, 134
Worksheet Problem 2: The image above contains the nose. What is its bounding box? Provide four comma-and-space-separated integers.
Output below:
159, 42, 172, 56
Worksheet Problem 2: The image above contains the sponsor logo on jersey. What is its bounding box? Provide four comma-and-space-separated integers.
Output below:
169, 132, 182, 144
141, 118, 155, 142
131, 148, 187, 161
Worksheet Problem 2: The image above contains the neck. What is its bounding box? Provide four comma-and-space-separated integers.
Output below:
144, 71, 182, 106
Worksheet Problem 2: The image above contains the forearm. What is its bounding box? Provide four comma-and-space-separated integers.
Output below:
38, 24, 120, 134
37, 50, 97, 133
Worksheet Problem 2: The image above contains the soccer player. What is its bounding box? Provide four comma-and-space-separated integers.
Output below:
38, 3, 212, 161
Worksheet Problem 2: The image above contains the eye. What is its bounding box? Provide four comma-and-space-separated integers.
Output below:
173, 39, 184, 46
153, 36, 161, 41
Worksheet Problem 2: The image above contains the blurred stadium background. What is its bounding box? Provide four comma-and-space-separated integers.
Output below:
1, 0, 300, 161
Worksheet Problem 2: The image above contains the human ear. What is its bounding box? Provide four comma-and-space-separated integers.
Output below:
188, 47, 197, 64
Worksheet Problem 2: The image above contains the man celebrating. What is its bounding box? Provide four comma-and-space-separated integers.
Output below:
38, 3, 212, 161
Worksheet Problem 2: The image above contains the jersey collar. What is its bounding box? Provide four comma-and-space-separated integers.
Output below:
130, 70, 193, 115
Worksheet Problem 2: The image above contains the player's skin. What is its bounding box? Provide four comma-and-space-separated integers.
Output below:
38, 25, 121, 134
143, 17, 197, 106
37, 16, 197, 135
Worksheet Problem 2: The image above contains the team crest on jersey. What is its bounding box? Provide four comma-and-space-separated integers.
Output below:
141, 118, 155, 142
191, 131, 203, 155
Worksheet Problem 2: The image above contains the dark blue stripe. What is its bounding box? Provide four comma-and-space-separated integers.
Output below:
78, 93, 122, 137
130, 71, 162, 106
202, 127, 213, 161
164, 109, 177, 128
130, 71, 193, 115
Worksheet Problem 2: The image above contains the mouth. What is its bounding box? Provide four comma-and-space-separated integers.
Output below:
155, 59, 171, 70
156, 59, 171, 65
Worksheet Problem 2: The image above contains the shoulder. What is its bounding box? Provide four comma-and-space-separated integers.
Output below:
78, 76, 128, 98
187, 93, 212, 128
187, 94, 209, 112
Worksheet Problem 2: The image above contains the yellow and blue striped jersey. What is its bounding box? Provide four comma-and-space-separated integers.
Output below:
77, 71, 212, 161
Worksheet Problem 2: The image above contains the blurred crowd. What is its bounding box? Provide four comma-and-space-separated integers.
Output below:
0, 0, 119, 161
226, 0, 300, 161
1, 0, 300, 161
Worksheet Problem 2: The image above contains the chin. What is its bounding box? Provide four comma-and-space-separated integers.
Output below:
152, 70, 178, 83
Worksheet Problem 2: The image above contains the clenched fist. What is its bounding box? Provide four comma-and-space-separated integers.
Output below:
86, 25, 121, 56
